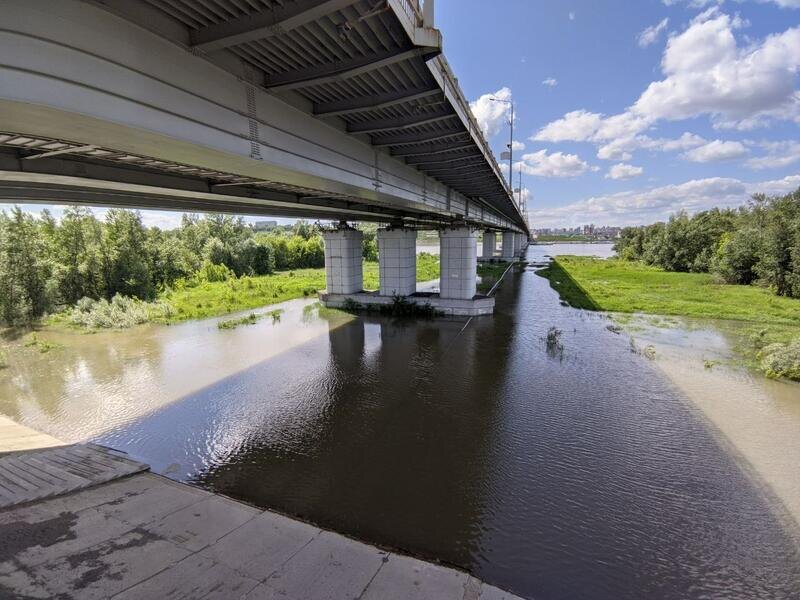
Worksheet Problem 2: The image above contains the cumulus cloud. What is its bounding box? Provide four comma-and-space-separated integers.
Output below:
542, 78, 558, 87
638, 18, 670, 48
533, 11, 800, 159
469, 87, 512, 139
682, 139, 749, 162
665, 0, 800, 7
517, 150, 592, 178
606, 163, 645, 180
511, 140, 526, 151
597, 132, 706, 160
528, 174, 800, 227
746, 140, 800, 169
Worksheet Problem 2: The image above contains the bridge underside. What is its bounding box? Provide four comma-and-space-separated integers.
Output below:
0, 0, 528, 233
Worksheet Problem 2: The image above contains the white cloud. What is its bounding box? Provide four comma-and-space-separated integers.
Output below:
606, 163, 645, 180
529, 174, 800, 227
569, 11, 576, 20
682, 139, 749, 162
634, 13, 800, 127
517, 150, 591, 178
511, 140, 526, 151
597, 132, 707, 160
533, 11, 800, 159
665, 0, 800, 7
542, 78, 558, 87
745, 140, 800, 169
638, 18, 670, 48
469, 87, 512, 139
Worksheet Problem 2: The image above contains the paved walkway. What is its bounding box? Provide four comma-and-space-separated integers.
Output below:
0, 446, 522, 599
0, 416, 62, 453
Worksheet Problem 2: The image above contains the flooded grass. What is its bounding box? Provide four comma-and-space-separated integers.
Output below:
539, 256, 800, 380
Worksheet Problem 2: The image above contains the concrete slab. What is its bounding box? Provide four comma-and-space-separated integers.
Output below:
144, 494, 259, 551
0, 528, 191, 600
361, 552, 470, 600
0, 450, 526, 600
245, 530, 387, 600
0, 443, 148, 509
113, 553, 261, 600
201, 510, 320, 581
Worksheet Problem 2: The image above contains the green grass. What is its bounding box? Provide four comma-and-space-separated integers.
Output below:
477, 262, 512, 294
160, 254, 441, 323
538, 256, 800, 377
540, 256, 800, 326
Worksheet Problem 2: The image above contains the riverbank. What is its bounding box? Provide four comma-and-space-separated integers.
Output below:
538, 256, 800, 379
42, 254, 440, 329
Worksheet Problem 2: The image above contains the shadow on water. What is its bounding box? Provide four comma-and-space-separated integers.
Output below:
534, 259, 601, 311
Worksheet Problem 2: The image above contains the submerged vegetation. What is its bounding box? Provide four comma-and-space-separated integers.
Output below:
539, 256, 800, 380
477, 261, 512, 294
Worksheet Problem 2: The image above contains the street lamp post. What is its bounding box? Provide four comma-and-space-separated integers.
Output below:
489, 97, 514, 187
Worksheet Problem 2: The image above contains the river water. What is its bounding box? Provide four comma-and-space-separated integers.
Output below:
1, 243, 799, 599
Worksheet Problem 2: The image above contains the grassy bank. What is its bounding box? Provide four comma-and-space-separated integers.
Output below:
538, 256, 800, 379
477, 262, 512, 294
157, 253, 440, 323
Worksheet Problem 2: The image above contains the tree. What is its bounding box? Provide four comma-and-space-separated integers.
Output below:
104, 209, 153, 300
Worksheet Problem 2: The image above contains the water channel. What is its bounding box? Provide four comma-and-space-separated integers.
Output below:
1, 243, 798, 599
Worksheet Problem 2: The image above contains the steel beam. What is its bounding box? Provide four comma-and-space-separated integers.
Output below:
391, 142, 474, 158
372, 128, 465, 148
190, 0, 358, 53
264, 45, 440, 92
347, 108, 455, 135
313, 87, 442, 117
405, 154, 483, 167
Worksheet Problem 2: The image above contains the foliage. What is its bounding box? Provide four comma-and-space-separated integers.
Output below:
758, 341, 800, 381
65, 294, 175, 329
614, 188, 800, 297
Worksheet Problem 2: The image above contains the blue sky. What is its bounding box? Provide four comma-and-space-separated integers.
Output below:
17, 0, 800, 229
447, 0, 800, 227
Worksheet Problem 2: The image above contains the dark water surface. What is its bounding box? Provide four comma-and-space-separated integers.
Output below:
6, 245, 800, 599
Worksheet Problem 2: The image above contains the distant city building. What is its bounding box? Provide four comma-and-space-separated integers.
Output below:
533, 225, 622, 241
252, 220, 278, 231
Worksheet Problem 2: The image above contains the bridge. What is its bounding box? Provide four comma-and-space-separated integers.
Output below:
0, 0, 529, 314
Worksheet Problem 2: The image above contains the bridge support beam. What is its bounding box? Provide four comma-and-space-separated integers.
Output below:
377, 227, 417, 297
482, 230, 496, 259
439, 227, 477, 300
322, 227, 363, 295
501, 231, 515, 260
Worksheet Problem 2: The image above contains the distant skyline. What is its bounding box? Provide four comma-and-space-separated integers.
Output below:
12, 0, 800, 229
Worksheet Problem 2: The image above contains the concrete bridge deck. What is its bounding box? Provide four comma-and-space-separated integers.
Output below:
0, 437, 522, 599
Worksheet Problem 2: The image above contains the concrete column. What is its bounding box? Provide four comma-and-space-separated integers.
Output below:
481, 230, 496, 258
377, 227, 417, 297
322, 228, 363, 295
439, 227, 477, 300
501, 231, 515, 260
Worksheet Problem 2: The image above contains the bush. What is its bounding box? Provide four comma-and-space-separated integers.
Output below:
758, 341, 800, 381
67, 294, 174, 329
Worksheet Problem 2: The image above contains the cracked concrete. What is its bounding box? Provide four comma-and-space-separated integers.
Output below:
0, 471, 523, 599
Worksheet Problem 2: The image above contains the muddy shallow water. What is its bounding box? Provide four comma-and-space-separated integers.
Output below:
1, 244, 799, 600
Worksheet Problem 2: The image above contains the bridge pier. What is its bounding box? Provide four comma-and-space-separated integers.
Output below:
440, 227, 478, 300
502, 231, 516, 260
481, 231, 496, 259
377, 227, 417, 297
322, 227, 363, 295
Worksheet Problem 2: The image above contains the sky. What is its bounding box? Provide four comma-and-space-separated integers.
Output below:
15, 0, 800, 229
446, 0, 800, 228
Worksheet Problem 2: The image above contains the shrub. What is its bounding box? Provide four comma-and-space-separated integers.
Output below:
67, 294, 174, 329
758, 341, 800, 381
